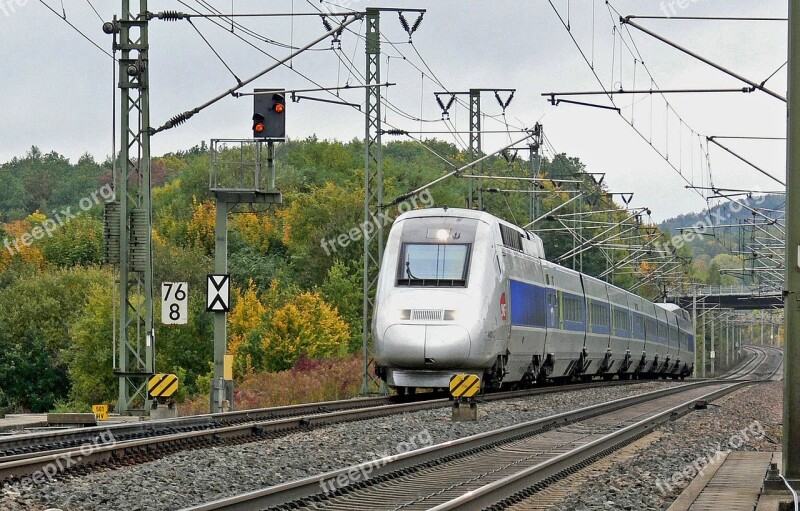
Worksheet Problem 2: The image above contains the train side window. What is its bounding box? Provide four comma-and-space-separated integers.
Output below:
499, 224, 523, 252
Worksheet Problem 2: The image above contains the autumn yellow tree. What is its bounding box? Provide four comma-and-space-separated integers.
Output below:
259, 290, 350, 371
0, 214, 46, 271
228, 281, 266, 375
233, 212, 275, 252
187, 197, 216, 255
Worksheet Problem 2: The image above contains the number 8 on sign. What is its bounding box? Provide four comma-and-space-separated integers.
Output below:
162, 282, 189, 325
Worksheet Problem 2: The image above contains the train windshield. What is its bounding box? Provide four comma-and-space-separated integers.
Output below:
397, 243, 470, 287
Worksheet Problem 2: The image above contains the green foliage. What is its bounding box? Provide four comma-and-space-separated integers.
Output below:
706, 254, 742, 286
193, 362, 214, 398
155, 294, 214, 396
40, 215, 103, 267
0, 147, 108, 221
153, 238, 212, 293
0, 267, 110, 411
279, 183, 364, 286
320, 260, 363, 352
51, 400, 92, 414
229, 246, 294, 291
0, 330, 71, 412
65, 283, 116, 406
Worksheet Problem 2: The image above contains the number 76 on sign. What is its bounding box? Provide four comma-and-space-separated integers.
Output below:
162, 282, 189, 325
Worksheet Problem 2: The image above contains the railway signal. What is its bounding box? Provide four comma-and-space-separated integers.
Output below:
253, 89, 286, 140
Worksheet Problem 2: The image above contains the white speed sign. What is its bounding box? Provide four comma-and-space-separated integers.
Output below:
162, 282, 188, 325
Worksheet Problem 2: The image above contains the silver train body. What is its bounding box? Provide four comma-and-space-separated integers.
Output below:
373, 208, 695, 391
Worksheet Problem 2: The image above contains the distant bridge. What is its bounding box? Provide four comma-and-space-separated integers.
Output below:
667, 285, 784, 311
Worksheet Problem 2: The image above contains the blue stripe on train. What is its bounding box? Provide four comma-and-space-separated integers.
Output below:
509, 280, 547, 328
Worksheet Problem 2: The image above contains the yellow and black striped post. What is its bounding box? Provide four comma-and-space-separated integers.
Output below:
148, 373, 179, 401
450, 373, 480, 421
449, 373, 481, 398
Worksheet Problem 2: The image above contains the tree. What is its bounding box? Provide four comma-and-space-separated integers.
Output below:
40, 215, 103, 267
256, 290, 350, 371
233, 212, 275, 252
1, 217, 45, 271
187, 197, 216, 256
707, 261, 722, 285
0, 330, 70, 412
0, 267, 110, 411
65, 283, 116, 406
320, 260, 363, 352
228, 281, 267, 375
278, 183, 364, 286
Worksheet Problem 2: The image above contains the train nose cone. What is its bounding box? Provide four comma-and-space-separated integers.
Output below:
424, 325, 471, 368
380, 325, 425, 367
380, 324, 471, 368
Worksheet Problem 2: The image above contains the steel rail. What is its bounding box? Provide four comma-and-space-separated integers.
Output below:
0, 378, 654, 458
428, 383, 749, 510
0, 394, 411, 457
722, 346, 766, 379
0, 381, 649, 482
179, 351, 781, 511
179, 381, 738, 511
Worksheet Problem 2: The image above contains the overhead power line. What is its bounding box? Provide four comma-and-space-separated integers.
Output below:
150, 13, 363, 134
625, 15, 787, 22
38, 0, 114, 59
620, 17, 786, 102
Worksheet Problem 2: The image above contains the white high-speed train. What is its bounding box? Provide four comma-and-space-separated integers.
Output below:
372, 208, 694, 393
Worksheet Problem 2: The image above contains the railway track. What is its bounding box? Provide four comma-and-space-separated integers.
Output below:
180, 350, 782, 511
721, 345, 783, 381
0, 380, 649, 485
0, 393, 425, 458
8, 344, 774, 464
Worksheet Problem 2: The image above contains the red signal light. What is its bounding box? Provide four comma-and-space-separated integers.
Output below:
254, 123, 265, 133
274, 103, 285, 114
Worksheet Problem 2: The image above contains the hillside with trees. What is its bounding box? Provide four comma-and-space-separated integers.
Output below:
0, 139, 694, 413
660, 194, 785, 286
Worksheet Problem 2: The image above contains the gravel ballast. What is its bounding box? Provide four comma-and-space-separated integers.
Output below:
1, 381, 687, 511
550, 381, 783, 511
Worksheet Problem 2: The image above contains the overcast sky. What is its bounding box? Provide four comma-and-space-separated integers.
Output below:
0, 0, 789, 221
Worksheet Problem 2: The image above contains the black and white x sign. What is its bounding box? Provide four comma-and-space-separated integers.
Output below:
207, 274, 231, 312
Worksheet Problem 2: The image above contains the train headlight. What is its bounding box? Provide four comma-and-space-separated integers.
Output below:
444, 310, 457, 321
400, 309, 411, 320
436, 229, 450, 241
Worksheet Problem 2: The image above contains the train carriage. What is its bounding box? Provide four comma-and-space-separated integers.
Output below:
373, 208, 694, 392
